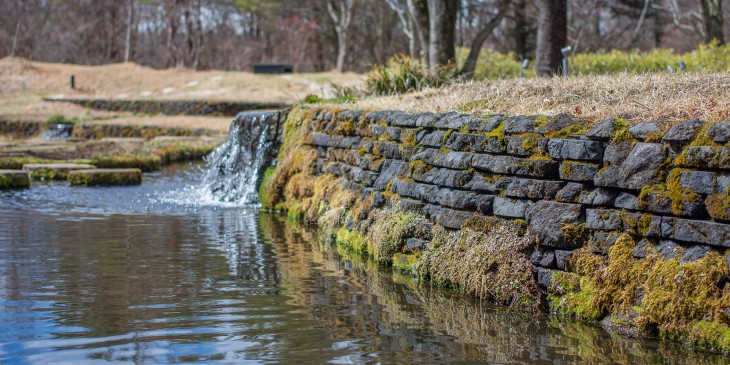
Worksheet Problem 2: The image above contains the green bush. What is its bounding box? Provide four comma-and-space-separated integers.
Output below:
44, 114, 77, 125
463, 42, 730, 80
365, 55, 457, 96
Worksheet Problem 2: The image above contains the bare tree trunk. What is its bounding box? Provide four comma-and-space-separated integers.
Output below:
10, 12, 22, 57
427, 0, 459, 69
536, 0, 567, 76
699, 0, 724, 44
460, 0, 510, 79
326, 0, 355, 73
407, 0, 429, 64
385, 0, 416, 58
165, 0, 180, 68
124, 0, 134, 63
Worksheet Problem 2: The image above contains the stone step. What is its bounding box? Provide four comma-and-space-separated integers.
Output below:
23, 163, 97, 180
0, 170, 30, 189
67, 168, 142, 186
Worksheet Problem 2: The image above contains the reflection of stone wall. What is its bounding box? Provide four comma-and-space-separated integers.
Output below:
47, 98, 287, 116
298, 109, 730, 282
71, 123, 219, 139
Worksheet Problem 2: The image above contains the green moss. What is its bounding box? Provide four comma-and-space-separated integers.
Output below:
92, 155, 161, 172
486, 120, 506, 144
442, 129, 453, 144
67, 169, 142, 186
611, 118, 633, 142
336, 226, 368, 253
258, 167, 276, 207
392, 252, 420, 272
705, 193, 730, 221
0, 171, 30, 189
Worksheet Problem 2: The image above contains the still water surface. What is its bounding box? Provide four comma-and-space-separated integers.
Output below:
0, 163, 727, 364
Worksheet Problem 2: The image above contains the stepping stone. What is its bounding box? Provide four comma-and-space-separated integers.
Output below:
23, 163, 97, 180
0, 170, 30, 189
67, 168, 142, 186
99, 137, 147, 143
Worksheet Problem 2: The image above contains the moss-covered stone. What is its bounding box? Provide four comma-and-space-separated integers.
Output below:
23, 163, 97, 180
0, 170, 30, 189
92, 156, 161, 172
67, 168, 142, 186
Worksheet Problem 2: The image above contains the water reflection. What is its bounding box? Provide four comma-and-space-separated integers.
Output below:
0, 165, 726, 364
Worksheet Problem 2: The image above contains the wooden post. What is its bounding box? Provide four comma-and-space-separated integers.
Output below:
70, 75, 75, 89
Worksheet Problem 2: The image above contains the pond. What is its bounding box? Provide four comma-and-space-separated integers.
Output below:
0, 163, 726, 364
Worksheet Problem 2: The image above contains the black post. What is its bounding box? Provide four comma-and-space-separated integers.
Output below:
70, 75, 75, 89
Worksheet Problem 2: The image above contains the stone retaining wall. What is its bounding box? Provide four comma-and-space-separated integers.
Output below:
298, 109, 730, 281
261, 106, 730, 351
47, 98, 287, 116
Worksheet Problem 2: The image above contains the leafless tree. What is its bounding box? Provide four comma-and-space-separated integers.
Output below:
326, 0, 355, 72
535, 0, 567, 76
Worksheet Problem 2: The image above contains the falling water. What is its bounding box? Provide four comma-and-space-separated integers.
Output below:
203, 112, 277, 205
41, 123, 74, 139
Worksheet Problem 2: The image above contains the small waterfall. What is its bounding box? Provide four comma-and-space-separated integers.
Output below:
41, 123, 74, 139
200, 112, 277, 205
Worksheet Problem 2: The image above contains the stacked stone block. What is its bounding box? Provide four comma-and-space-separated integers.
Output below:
301, 109, 730, 285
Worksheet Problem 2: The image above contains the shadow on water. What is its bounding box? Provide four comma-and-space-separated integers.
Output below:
0, 164, 726, 364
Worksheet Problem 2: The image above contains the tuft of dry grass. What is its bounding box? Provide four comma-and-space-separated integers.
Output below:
349, 72, 730, 124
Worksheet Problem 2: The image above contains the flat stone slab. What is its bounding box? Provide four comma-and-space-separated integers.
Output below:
23, 163, 97, 180
99, 137, 148, 143
67, 168, 142, 186
0, 170, 30, 189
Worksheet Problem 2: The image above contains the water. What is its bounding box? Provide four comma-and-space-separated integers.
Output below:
40, 123, 74, 140
0, 164, 727, 364
201, 113, 275, 205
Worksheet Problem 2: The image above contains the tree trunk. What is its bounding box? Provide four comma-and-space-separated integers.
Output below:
427, 0, 459, 69
699, 0, 724, 44
460, 0, 510, 79
407, 0, 429, 65
326, 0, 355, 73
165, 0, 180, 68
124, 0, 134, 63
535, 0, 567, 76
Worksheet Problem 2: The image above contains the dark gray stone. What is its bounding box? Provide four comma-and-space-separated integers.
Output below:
373, 141, 402, 159
414, 113, 441, 128
602, 141, 633, 165
594, 143, 666, 190
677, 169, 716, 195
555, 182, 585, 203
437, 208, 473, 229
678, 146, 730, 170
413, 167, 473, 189
668, 219, 730, 247
505, 178, 564, 199
663, 119, 703, 143
472, 154, 558, 178
503, 116, 537, 134
474, 194, 495, 214
525, 201, 583, 248
464, 173, 513, 193
547, 138, 603, 161
658, 240, 681, 260
585, 118, 618, 140
638, 189, 706, 217
399, 199, 426, 213
372, 192, 386, 208
717, 174, 730, 194
536, 267, 556, 288
530, 247, 556, 268
445, 132, 486, 151
708, 121, 730, 143
629, 122, 662, 140
578, 188, 618, 206
437, 189, 478, 210
727, 254, 730, 273
420, 131, 448, 147
505, 136, 546, 156
432, 151, 474, 170
476, 115, 506, 132
406, 238, 430, 251
590, 231, 621, 254
389, 114, 417, 127
423, 204, 442, 221
680, 245, 712, 264
493, 197, 531, 218
373, 160, 409, 190
537, 114, 584, 135
555, 250, 574, 270
614, 192, 640, 210
434, 112, 470, 130
473, 135, 507, 153
559, 161, 599, 182
586, 209, 622, 230
632, 239, 652, 259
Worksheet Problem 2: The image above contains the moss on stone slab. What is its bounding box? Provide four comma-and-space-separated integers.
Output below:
0, 170, 30, 189
24, 163, 97, 180
92, 155, 161, 172
67, 168, 142, 186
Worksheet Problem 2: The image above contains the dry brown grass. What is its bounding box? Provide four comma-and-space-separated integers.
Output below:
350, 72, 730, 124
